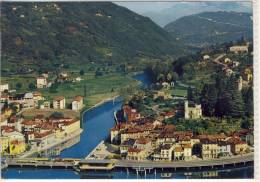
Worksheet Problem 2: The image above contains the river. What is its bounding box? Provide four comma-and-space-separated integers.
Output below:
1, 73, 253, 179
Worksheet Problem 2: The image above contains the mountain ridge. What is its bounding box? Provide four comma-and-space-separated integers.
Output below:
164, 11, 253, 47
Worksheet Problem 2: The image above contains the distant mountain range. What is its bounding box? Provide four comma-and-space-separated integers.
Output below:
143, 2, 252, 27
1, 2, 184, 70
164, 11, 253, 47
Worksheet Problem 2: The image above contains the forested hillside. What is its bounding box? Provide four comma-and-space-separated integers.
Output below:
1, 2, 184, 71
164, 11, 253, 47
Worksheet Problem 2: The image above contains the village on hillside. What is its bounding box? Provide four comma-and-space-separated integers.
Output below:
87, 42, 254, 162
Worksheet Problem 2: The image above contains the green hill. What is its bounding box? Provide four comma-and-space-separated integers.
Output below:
164, 11, 253, 47
1, 2, 184, 71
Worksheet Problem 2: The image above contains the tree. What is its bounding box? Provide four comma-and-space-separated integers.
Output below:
242, 87, 253, 117
166, 72, 173, 82
28, 83, 36, 91
200, 84, 217, 116
79, 70, 85, 76
187, 87, 194, 102
50, 112, 64, 119
226, 75, 245, 118
15, 82, 22, 90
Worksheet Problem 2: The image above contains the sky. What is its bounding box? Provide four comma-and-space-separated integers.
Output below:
114, 1, 252, 14
114, 2, 178, 14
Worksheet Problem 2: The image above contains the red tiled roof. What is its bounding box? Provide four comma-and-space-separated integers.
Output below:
128, 147, 142, 153
53, 96, 65, 101
74, 95, 83, 102
136, 137, 150, 145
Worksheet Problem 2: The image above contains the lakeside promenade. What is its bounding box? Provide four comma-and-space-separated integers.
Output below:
6, 152, 253, 171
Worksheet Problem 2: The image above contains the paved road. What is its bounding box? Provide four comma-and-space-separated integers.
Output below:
212, 54, 227, 67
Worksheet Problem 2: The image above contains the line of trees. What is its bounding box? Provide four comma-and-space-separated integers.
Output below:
200, 71, 253, 118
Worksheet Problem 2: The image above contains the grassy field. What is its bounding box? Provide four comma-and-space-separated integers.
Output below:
22, 109, 80, 119
2, 71, 140, 109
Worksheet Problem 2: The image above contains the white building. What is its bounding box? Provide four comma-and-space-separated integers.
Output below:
72, 96, 84, 111
230, 45, 248, 53
53, 96, 66, 109
36, 76, 47, 88
184, 101, 202, 119
0, 84, 9, 92
203, 55, 210, 60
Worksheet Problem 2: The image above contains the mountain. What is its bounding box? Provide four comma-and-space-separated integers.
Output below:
1, 2, 184, 70
164, 11, 253, 47
143, 2, 252, 27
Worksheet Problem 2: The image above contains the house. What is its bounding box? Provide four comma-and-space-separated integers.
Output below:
183, 144, 192, 161
153, 91, 172, 100
0, 83, 9, 92
173, 146, 184, 160
201, 139, 219, 159
227, 137, 248, 155
217, 141, 232, 157
57, 72, 68, 82
9, 92, 35, 108
162, 82, 170, 89
184, 101, 202, 119
0, 136, 9, 155
33, 92, 44, 101
34, 130, 55, 147
134, 137, 152, 153
36, 76, 48, 88
9, 139, 26, 155
122, 105, 141, 122
119, 139, 135, 154
72, 96, 84, 111
229, 45, 248, 53
127, 148, 148, 161
224, 58, 231, 64
53, 96, 66, 109
242, 67, 253, 82
203, 55, 210, 60
40, 101, 51, 109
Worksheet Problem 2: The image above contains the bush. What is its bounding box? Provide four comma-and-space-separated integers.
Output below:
50, 112, 64, 119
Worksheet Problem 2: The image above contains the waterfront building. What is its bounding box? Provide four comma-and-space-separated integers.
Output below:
217, 141, 232, 157
127, 147, 148, 161
201, 139, 219, 159
173, 146, 184, 160
72, 96, 84, 111
36, 76, 48, 88
183, 144, 192, 161
119, 138, 135, 154
184, 101, 202, 119
9, 140, 26, 155
227, 137, 249, 155
122, 105, 141, 122
134, 137, 152, 152
0, 136, 10, 155
154, 144, 174, 161
53, 96, 66, 109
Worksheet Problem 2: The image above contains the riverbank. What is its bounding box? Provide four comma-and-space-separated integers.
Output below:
19, 129, 83, 158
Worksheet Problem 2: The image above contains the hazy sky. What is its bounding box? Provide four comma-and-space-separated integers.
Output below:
114, 2, 178, 14
114, 1, 252, 14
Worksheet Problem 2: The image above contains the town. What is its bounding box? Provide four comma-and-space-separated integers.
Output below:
0, 75, 83, 156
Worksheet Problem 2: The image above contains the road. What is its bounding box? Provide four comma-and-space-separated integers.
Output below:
212, 53, 227, 68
